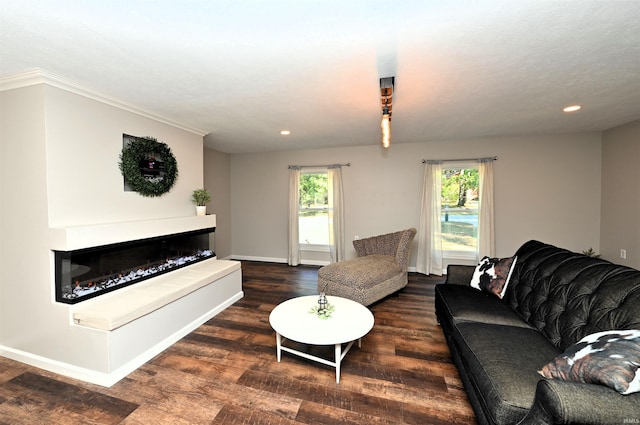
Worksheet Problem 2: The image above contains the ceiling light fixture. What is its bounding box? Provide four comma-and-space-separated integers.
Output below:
563, 105, 582, 112
380, 77, 394, 148
280, 130, 291, 135
381, 108, 391, 148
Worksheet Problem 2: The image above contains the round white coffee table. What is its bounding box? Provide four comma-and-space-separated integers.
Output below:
269, 295, 374, 383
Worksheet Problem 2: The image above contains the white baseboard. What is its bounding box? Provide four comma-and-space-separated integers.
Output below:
231, 255, 287, 263
230, 255, 329, 267
230, 255, 420, 270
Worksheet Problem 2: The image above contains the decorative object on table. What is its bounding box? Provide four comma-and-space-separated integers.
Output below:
309, 282, 335, 318
317, 292, 328, 311
119, 135, 178, 197
309, 301, 335, 319
191, 188, 211, 216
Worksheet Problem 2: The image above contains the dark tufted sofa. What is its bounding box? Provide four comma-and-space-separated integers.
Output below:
435, 240, 640, 425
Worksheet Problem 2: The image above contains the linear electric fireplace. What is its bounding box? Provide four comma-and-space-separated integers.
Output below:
55, 227, 215, 304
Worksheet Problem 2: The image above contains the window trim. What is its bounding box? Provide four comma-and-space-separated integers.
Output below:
300, 244, 331, 252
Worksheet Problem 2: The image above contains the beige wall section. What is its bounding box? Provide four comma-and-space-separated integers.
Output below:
43, 85, 203, 227
204, 146, 232, 259
600, 119, 640, 268
229, 132, 602, 267
0, 85, 51, 346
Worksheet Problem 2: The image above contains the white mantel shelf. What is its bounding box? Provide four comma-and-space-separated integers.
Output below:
49, 215, 216, 251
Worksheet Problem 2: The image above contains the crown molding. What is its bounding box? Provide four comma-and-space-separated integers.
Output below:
0, 68, 207, 136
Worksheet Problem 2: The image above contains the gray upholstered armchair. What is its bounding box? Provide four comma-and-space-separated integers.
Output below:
317, 228, 417, 306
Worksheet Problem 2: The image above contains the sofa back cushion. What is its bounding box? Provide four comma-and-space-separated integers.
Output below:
504, 240, 640, 351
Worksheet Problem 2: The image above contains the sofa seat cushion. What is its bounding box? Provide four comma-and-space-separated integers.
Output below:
452, 321, 560, 425
436, 284, 533, 328
318, 255, 401, 288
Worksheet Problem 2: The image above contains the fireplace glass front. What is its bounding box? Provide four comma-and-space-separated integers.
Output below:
55, 228, 215, 304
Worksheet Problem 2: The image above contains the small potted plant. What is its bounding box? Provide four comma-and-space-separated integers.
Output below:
582, 248, 600, 258
191, 188, 211, 216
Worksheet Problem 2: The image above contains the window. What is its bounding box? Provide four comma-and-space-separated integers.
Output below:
299, 170, 329, 247
441, 165, 479, 257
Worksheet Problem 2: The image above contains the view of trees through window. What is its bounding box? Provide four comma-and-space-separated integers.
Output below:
299, 172, 329, 245
297, 168, 478, 250
442, 167, 479, 253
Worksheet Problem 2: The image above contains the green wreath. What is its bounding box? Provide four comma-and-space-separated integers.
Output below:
118, 136, 178, 197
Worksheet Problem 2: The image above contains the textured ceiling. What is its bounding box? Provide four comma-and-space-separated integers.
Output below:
1, 0, 639, 153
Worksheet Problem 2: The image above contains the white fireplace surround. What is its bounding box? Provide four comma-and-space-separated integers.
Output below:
0, 71, 235, 389
49, 215, 217, 251
0, 214, 243, 387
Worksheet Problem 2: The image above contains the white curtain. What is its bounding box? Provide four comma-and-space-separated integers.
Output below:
478, 158, 496, 258
416, 161, 443, 275
328, 166, 345, 263
287, 167, 301, 266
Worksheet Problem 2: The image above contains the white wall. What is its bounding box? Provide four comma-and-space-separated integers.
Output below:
600, 119, 640, 268
230, 133, 602, 267
0, 81, 204, 372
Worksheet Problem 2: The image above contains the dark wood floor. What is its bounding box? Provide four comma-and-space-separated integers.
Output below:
0, 261, 476, 424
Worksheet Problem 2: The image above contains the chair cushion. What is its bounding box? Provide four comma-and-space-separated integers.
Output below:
318, 255, 401, 288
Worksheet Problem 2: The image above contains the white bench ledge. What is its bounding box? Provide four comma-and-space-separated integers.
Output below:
72, 259, 240, 331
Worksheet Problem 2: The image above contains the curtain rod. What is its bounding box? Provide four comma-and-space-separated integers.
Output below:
288, 163, 351, 169
421, 156, 497, 164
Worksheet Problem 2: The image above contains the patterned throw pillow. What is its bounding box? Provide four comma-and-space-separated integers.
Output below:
538, 329, 640, 395
470, 256, 516, 299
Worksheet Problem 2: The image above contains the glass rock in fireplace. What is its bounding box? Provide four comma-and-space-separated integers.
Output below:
54, 228, 215, 304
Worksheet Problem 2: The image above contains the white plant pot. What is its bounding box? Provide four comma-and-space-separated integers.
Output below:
196, 206, 207, 216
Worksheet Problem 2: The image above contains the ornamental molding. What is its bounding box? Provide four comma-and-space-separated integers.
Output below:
0, 68, 206, 137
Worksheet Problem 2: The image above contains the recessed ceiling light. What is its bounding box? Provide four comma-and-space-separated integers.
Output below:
563, 105, 582, 112
280, 130, 291, 135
